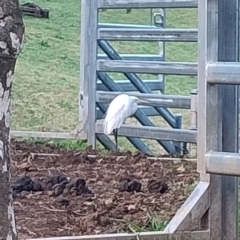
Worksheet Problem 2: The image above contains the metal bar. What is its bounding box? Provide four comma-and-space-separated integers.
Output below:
11, 129, 240, 151
98, 28, 198, 42
96, 134, 118, 151
98, 0, 198, 9
97, 106, 164, 118
96, 91, 191, 109
207, 62, 240, 85
10, 131, 85, 139
206, 151, 240, 176
97, 59, 198, 76
97, 72, 176, 153
97, 79, 163, 91
96, 122, 197, 143
98, 23, 159, 29
97, 106, 158, 118
98, 54, 164, 61
98, 40, 177, 129
10, 129, 153, 156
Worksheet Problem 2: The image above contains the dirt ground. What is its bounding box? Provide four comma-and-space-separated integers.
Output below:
10, 140, 199, 239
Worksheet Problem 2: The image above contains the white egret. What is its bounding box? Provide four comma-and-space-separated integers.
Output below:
103, 94, 149, 151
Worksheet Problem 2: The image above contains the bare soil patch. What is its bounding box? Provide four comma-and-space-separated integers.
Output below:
10, 140, 198, 239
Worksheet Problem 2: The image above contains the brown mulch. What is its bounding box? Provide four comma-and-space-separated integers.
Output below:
10, 140, 199, 239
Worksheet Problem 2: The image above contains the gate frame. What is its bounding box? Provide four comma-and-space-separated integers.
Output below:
79, 0, 198, 154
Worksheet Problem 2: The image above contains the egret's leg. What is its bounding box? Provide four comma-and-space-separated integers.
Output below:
113, 129, 118, 151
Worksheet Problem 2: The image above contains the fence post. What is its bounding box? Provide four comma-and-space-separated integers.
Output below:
218, 0, 239, 237
198, 0, 239, 237
79, 0, 98, 147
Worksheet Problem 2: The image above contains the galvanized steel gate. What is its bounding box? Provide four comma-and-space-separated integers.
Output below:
80, 0, 198, 155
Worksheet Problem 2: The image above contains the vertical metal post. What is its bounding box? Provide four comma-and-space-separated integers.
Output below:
219, 0, 239, 238
198, 0, 239, 238
198, 0, 223, 238
79, 0, 98, 147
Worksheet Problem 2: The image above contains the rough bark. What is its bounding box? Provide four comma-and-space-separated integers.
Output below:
0, 0, 24, 239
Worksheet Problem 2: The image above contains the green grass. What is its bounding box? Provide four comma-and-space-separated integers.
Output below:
13, 0, 197, 153
23, 137, 88, 151
114, 211, 168, 232
13, 0, 81, 132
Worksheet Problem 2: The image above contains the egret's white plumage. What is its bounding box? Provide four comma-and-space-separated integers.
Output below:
103, 94, 138, 135
103, 94, 149, 151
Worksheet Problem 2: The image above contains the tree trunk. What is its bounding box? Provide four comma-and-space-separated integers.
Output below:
0, 1, 24, 239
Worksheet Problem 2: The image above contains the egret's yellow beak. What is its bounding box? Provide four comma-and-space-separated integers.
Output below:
137, 99, 149, 104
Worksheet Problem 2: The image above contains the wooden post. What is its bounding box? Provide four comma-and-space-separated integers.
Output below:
79, 0, 98, 147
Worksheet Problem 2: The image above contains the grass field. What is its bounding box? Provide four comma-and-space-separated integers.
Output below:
13, 0, 198, 153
